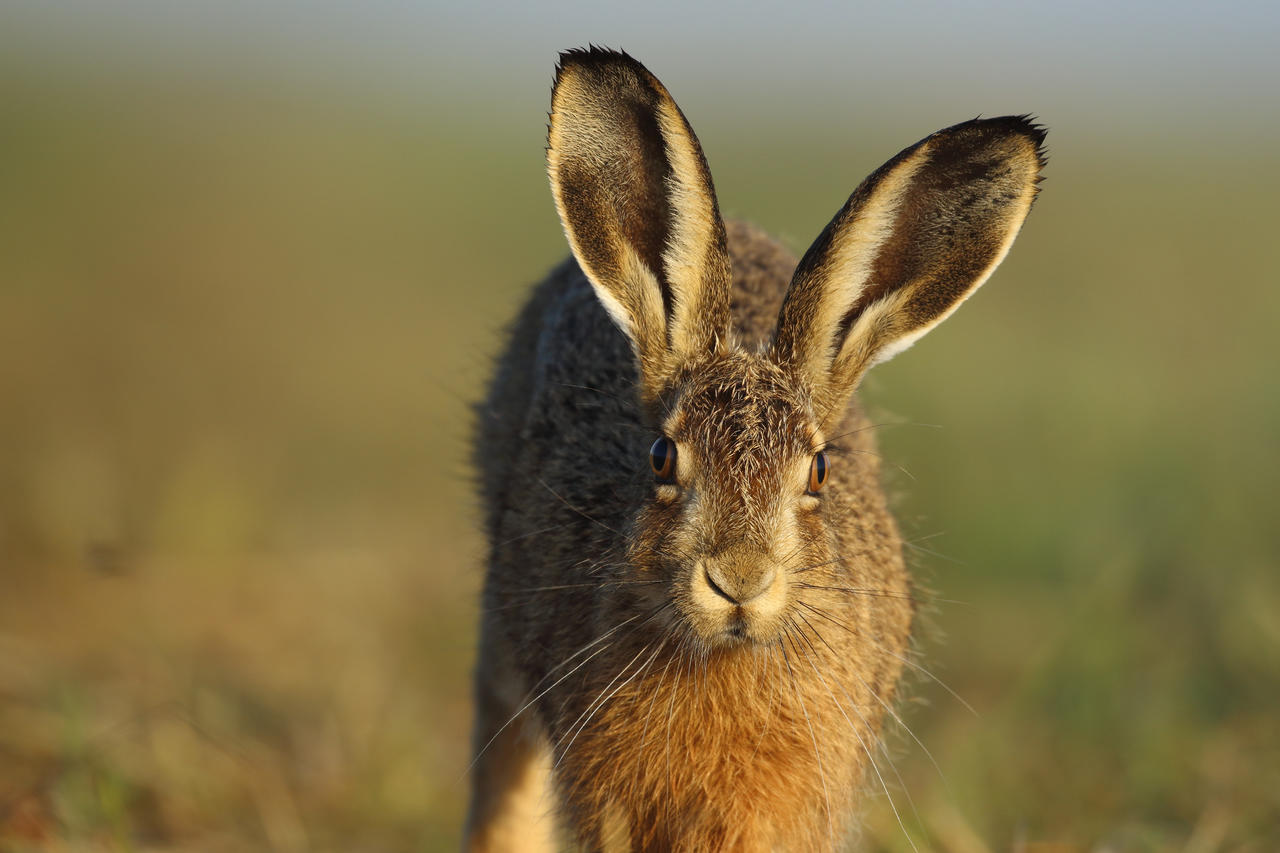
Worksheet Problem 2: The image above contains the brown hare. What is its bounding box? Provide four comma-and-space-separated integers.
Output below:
466, 47, 1045, 852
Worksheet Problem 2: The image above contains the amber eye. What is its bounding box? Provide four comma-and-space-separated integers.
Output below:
807, 450, 830, 494
650, 436, 677, 482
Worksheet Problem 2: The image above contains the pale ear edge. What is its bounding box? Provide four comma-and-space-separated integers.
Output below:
787, 150, 932, 382
654, 94, 732, 359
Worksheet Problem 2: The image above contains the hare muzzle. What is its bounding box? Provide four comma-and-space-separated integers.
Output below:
702, 551, 778, 606
692, 544, 788, 639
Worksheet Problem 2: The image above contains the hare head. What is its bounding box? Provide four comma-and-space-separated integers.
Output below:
467, 47, 1045, 851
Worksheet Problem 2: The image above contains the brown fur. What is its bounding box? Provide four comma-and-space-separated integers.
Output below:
466, 48, 1045, 851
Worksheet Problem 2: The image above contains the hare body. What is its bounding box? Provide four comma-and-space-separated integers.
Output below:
467, 49, 1045, 851
471, 223, 908, 850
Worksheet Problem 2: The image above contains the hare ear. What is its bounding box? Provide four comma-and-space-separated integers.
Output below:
773, 116, 1047, 423
548, 48, 732, 403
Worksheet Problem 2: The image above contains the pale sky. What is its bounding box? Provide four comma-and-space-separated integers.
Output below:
5, 1, 1277, 134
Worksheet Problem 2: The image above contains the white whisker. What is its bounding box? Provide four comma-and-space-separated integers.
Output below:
779, 621, 835, 849
795, 612, 924, 851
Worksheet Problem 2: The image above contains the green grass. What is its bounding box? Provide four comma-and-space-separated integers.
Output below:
1, 62, 1277, 851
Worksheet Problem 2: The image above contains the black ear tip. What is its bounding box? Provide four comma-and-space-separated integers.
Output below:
1008, 114, 1049, 149
556, 45, 639, 76
1008, 114, 1050, 170
957, 115, 1048, 171
963, 114, 1047, 141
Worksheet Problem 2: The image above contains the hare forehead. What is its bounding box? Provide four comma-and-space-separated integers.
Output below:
670, 355, 816, 462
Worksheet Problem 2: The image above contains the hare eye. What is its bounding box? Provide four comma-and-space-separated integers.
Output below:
807, 450, 830, 494
650, 436, 677, 483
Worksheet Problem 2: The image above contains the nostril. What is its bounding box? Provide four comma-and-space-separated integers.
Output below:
704, 565, 777, 606
704, 569, 739, 604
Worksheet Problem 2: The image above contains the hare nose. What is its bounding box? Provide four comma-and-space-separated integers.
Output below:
703, 561, 777, 606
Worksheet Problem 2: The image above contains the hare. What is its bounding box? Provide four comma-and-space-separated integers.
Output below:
466, 47, 1045, 852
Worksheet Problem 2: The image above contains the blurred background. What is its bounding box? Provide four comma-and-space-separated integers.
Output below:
1, 2, 1277, 850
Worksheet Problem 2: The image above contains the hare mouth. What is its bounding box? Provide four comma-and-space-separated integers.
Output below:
692, 603, 790, 649
723, 619, 782, 648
